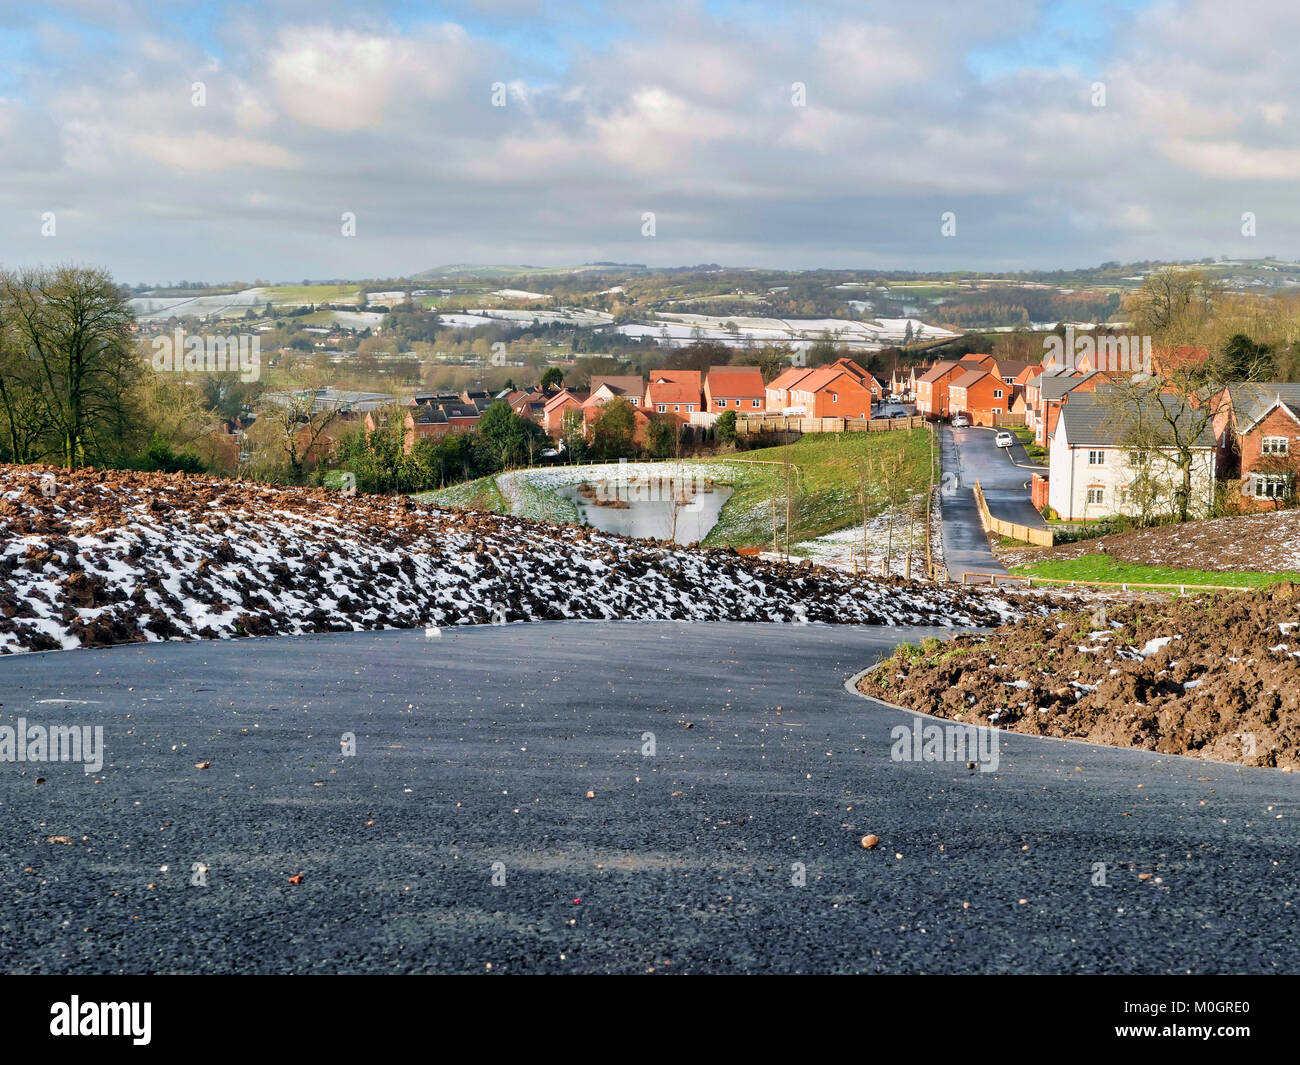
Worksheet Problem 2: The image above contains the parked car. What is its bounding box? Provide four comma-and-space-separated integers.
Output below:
994, 431, 1015, 448
951, 414, 968, 428
889, 409, 906, 419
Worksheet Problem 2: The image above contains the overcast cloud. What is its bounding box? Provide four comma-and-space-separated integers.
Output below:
1, 0, 1296, 281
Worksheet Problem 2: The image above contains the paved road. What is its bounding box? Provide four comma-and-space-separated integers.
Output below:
940, 425, 1046, 581
2, 623, 1297, 974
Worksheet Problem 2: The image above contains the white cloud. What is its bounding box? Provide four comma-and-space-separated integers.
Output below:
7, 0, 1300, 279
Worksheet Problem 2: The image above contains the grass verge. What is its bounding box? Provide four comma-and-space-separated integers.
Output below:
414, 430, 935, 549
1011, 554, 1300, 589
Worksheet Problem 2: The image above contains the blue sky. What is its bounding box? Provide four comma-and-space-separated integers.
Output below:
1, 0, 1297, 282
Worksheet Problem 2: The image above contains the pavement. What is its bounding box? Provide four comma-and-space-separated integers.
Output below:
939, 424, 1047, 581
3, 622, 1298, 974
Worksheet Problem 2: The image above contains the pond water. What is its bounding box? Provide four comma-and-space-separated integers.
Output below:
555, 475, 733, 545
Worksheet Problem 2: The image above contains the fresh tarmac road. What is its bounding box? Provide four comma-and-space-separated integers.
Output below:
2, 623, 1297, 974
940, 424, 1046, 581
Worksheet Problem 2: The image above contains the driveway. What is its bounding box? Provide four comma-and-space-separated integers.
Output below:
2, 623, 1297, 974
940, 424, 1045, 581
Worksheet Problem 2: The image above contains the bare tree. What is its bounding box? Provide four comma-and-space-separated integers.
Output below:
1097, 370, 1228, 524
1125, 267, 1218, 343
248, 374, 347, 483
0, 265, 138, 468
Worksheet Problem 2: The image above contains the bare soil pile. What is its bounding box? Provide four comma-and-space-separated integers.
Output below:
860, 583, 1300, 768
0, 465, 1056, 653
1002, 508, 1300, 573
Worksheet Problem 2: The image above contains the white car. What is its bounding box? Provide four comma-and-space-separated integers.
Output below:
951, 414, 968, 428
994, 431, 1015, 448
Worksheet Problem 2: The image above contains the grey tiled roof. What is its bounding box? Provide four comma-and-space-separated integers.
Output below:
1058, 390, 1216, 448
1025, 365, 1075, 389
1228, 382, 1300, 431
1040, 371, 1104, 402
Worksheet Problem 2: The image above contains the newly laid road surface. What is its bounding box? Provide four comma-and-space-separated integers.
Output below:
2, 623, 1297, 974
940, 425, 1046, 581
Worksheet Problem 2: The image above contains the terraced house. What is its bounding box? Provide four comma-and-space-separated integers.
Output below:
916, 357, 992, 419
947, 368, 1015, 426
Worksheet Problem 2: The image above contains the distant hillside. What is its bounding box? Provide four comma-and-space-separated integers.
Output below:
415, 263, 651, 280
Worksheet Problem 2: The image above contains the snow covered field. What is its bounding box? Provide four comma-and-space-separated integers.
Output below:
0, 467, 1045, 655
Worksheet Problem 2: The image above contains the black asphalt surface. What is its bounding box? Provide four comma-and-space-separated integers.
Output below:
2, 623, 1298, 974
940, 424, 1047, 581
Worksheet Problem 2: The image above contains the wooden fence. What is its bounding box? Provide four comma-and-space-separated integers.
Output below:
960, 571, 1255, 594
735, 414, 926, 435
972, 479, 1055, 547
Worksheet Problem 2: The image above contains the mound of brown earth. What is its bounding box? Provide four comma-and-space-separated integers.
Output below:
1001, 508, 1300, 573
0, 464, 1067, 654
859, 583, 1300, 769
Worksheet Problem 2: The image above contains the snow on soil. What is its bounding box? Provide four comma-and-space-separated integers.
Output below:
0, 467, 1051, 655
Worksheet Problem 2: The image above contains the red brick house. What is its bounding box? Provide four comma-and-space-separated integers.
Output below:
916, 358, 989, 419
644, 370, 703, 422
1035, 370, 1107, 447
948, 369, 1014, 425
765, 366, 814, 411
403, 405, 451, 452
826, 361, 889, 405
542, 389, 587, 438
587, 375, 644, 408
1213, 383, 1300, 509
582, 395, 653, 446
787, 365, 874, 418
704, 366, 765, 413
1024, 366, 1078, 443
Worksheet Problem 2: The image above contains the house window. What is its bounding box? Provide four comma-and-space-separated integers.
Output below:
631, 399, 638, 406
1087, 487, 1105, 505
832, 393, 838, 403
716, 398, 726, 408
674, 405, 680, 412
1262, 437, 1289, 456
751, 399, 761, 408
657, 404, 666, 413
1253, 473, 1291, 499
991, 408, 1001, 415
1130, 451, 1148, 466
994, 389, 1004, 399
1088, 450, 1106, 466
